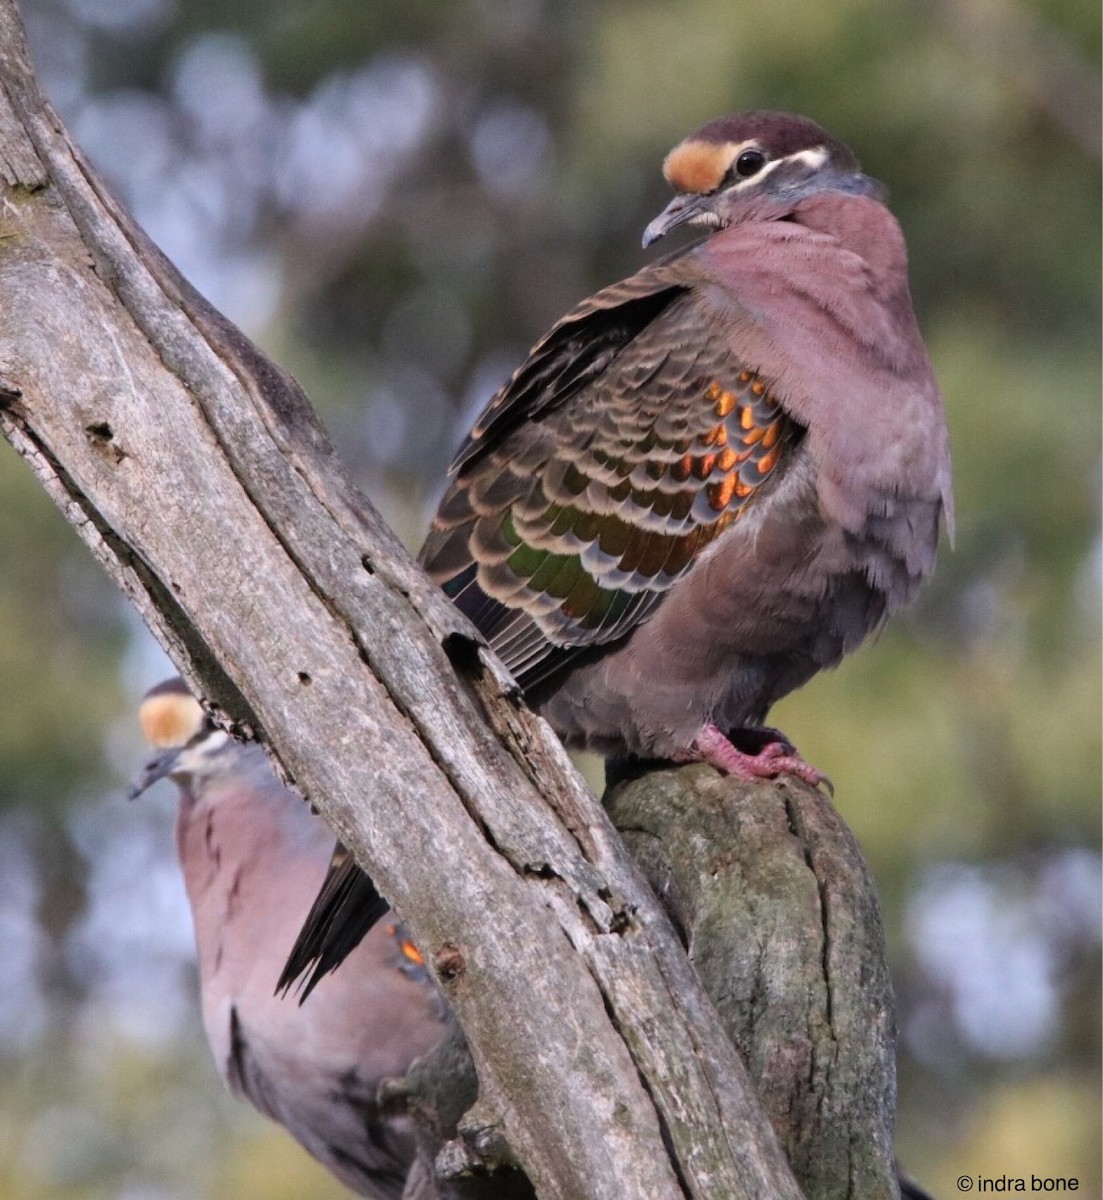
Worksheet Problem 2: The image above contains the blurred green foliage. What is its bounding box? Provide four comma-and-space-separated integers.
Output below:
0, 0, 1098, 1196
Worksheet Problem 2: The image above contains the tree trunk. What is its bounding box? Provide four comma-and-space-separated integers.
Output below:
606, 766, 899, 1198
0, 3, 901, 1195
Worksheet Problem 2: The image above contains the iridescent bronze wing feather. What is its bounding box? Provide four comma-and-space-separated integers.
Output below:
421, 260, 805, 688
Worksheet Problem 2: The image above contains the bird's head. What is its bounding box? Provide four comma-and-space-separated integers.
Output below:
642, 111, 882, 247
129, 677, 233, 797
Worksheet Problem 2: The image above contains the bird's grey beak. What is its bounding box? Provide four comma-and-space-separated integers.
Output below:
642, 193, 710, 248
128, 746, 182, 799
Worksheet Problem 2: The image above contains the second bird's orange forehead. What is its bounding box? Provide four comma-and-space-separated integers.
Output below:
662, 138, 754, 195
139, 689, 204, 748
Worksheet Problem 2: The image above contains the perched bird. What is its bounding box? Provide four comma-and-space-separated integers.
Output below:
131, 678, 446, 1199
284, 110, 953, 989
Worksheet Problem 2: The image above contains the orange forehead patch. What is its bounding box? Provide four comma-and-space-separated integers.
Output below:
663, 138, 743, 194
139, 691, 204, 749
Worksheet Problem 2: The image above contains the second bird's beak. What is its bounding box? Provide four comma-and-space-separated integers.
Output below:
642, 193, 714, 248
128, 746, 182, 800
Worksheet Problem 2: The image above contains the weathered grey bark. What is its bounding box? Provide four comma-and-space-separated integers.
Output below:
0, 2, 902, 1196
395, 764, 903, 1198
606, 766, 899, 1198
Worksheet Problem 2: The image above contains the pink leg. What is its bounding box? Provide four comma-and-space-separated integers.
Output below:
677, 723, 832, 794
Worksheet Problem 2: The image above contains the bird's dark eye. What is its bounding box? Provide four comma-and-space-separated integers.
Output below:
734, 149, 766, 179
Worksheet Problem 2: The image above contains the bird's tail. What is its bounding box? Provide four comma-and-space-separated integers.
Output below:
278, 842, 389, 1001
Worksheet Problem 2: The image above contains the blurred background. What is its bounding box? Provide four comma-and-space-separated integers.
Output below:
0, 0, 1099, 1196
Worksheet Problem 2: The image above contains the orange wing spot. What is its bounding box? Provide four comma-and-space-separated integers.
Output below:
673, 455, 693, 482
718, 448, 738, 471
741, 424, 766, 446
703, 424, 728, 448
757, 443, 782, 475
761, 421, 782, 450
714, 390, 737, 418
750, 380, 766, 397
739, 406, 755, 431
704, 381, 722, 402
399, 938, 424, 967
737, 370, 753, 384
707, 475, 739, 512
693, 453, 717, 480
733, 477, 754, 498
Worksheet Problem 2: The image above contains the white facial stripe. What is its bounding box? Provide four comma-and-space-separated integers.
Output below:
663, 138, 833, 198
731, 143, 829, 187
784, 145, 829, 170
170, 727, 233, 780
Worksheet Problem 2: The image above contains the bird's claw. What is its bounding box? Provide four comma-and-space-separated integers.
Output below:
684, 723, 833, 795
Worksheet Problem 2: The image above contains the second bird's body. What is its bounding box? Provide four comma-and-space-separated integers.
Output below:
134, 682, 445, 1198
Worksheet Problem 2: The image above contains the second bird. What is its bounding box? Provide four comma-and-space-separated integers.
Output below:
132, 679, 447, 1199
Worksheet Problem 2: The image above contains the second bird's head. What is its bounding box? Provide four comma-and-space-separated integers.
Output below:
643, 110, 882, 247
129, 677, 236, 798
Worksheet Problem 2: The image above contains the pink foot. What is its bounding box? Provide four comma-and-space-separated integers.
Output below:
677, 724, 833, 795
